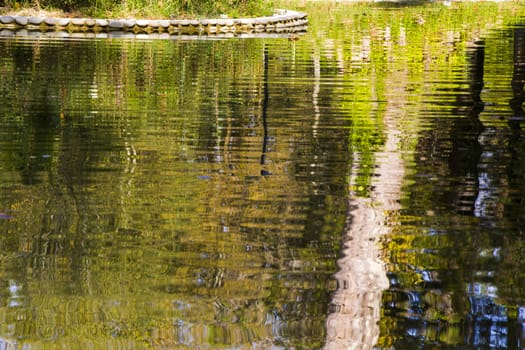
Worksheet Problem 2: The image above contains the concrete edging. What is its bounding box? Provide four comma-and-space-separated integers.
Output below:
0, 9, 308, 37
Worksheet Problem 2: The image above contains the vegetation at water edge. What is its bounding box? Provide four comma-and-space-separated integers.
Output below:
0, 0, 274, 19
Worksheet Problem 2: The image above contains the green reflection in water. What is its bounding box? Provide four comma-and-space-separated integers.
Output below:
287, 1, 525, 349
0, 35, 348, 348
1, 0, 525, 348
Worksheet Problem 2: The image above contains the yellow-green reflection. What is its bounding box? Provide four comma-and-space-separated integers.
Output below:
0, 34, 349, 348
1, 1, 525, 348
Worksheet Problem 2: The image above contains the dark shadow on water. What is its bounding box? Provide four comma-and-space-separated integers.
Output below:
261, 45, 270, 176
510, 27, 525, 124
507, 26, 525, 232
448, 42, 485, 216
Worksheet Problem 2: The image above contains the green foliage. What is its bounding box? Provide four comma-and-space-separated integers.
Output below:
0, 0, 273, 17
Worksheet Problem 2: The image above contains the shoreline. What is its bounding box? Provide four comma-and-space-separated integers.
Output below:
0, 9, 308, 37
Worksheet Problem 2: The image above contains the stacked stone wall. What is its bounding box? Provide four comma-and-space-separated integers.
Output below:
0, 9, 307, 37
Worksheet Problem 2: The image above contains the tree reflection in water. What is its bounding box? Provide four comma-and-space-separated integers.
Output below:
380, 25, 525, 349
1, 2, 525, 349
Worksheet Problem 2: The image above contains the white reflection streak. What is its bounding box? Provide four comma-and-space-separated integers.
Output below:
0, 338, 17, 350
324, 104, 404, 349
313, 50, 321, 138
474, 171, 491, 217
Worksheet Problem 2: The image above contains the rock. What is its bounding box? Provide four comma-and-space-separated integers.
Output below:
44, 18, 57, 26
0, 9, 308, 36
95, 19, 108, 27
108, 20, 125, 29
14, 16, 28, 26
158, 20, 170, 28
71, 18, 86, 26
123, 19, 136, 28
28, 17, 43, 25
0, 16, 15, 24
136, 19, 149, 27
56, 18, 71, 26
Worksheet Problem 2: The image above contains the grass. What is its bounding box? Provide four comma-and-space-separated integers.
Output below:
0, 0, 275, 19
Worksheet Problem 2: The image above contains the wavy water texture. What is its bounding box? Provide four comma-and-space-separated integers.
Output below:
325, 62, 406, 350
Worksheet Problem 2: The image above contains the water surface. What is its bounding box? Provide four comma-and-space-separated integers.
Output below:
1, 1, 525, 349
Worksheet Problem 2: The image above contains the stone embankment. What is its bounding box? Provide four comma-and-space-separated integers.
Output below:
0, 9, 307, 38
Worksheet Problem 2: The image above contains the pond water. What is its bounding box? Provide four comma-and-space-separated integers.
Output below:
1, 1, 525, 349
